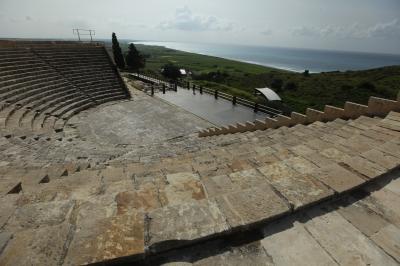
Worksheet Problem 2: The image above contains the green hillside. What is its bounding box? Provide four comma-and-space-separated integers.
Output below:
120, 43, 400, 113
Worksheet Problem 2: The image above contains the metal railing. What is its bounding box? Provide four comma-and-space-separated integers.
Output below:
128, 73, 282, 116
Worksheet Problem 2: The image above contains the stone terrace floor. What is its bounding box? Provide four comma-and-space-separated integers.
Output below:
70, 84, 213, 146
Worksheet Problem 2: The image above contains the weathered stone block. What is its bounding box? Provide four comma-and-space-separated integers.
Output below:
291, 112, 307, 124
367, 97, 400, 117
146, 199, 229, 253
228, 169, 266, 190
258, 161, 297, 181
312, 163, 365, 193
202, 174, 240, 198
283, 156, 319, 175
344, 102, 368, 119
263, 173, 334, 210
370, 224, 400, 261
306, 108, 325, 123
305, 208, 398, 266
5, 200, 74, 232
162, 172, 206, 206
215, 184, 290, 229
342, 156, 386, 179
323, 105, 345, 121
262, 221, 337, 266
0, 222, 73, 266
64, 212, 145, 265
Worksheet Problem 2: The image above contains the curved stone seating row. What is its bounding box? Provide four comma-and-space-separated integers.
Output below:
1, 110, 399, 265
199, 95, 400, 137
0, 43, 130, 136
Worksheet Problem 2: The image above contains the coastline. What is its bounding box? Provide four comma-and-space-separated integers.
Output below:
133, 41, 400, 73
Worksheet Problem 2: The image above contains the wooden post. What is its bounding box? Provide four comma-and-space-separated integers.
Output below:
200, 86, 203, 94
162, 84, 166, 94
214, 90, 218, 99
151, 86, 154, 96
192, 84, 196, 92
187, 81, 190, 89
232, 96, 237, 105
174, 83, 178, 91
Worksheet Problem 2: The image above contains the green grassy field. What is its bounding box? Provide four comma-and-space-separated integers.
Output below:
120, 43, 400, 113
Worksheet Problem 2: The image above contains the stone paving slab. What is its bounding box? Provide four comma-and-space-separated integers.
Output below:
261, 220, 337, 266
64, 211, 145, 265
361, 149, 399, 170
193, 241, 273, 266
343, 156, 387, 179
337, 199, 390, 237
370, 224, 400, 261
215, 184, 290, 229
0, 222, 72, 266
262, 173, 334, 210
305, 207, 398, 266
312, 163, 366, 193
0, 194, 19, 228
4, 200, 74, 232
146, 199, 230, 253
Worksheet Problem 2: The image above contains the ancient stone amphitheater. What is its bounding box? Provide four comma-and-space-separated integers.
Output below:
0, 41, 400, 266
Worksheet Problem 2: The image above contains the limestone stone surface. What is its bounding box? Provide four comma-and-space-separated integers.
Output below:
261, 221, 337, 266
370, 224, 400, 261
0, 222, 72, 266
228, 169, 266, 190
258, 161, 297, 181
202, 174, 240, 198
362, 187, 400, 227
0, 194, 19, 228
343, 156, 386, 179
0, 232, 12, 254
5, 200, 74, 232
147, 199, 229, 253
312, 163, 365, 193
337, 200, 389, 237
361, 149, 399, 170
64, 211, 145, 265
263, 173, 334, 210
215, 184, 290, 228
194, 241, 273, 266
305, 208, 398, 266
163, 172, 206, 206
320, 147, 352, 162
283, 156, 318, 174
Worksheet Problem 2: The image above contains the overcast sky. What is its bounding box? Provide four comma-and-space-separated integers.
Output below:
0, 0, 399, 54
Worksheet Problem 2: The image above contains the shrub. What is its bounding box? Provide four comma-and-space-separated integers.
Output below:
125, 43, 145, 72
271, 78, 283, 90
284, 81, 297, 91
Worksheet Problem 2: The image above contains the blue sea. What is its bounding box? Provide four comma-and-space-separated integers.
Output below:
133, 41, 400, 73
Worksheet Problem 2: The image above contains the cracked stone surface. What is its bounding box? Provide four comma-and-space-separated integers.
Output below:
147, 199, 229, 253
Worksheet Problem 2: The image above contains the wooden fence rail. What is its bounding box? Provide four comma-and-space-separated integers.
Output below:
128, 73, 282, 116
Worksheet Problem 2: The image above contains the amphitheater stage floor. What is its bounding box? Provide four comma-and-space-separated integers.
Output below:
69, 88, 213, 146
155, 88, 269, 125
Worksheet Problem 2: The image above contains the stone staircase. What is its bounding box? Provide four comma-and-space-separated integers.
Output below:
1, 108, 399, 265
0, 42, 130, 138
199, 94, 400, 137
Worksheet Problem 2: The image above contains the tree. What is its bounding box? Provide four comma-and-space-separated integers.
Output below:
125, 43, 145, 72
112, 33, 125, 69
162, 63, 181, 80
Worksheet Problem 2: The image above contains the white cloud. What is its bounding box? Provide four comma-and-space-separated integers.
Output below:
159, 6, 234, 32
292, 19, 400, 39
367, 19, 400, 38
